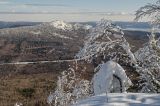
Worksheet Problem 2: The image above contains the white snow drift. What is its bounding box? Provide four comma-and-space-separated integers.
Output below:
74, 93, 160, 106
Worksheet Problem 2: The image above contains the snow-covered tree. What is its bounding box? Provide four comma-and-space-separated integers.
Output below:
47, 67, 92, 106
135, 0, 160, 25
76, 19, 136, 65
135, 29, 160, 93
135, 0, 160, 92
93, 61, 132, 95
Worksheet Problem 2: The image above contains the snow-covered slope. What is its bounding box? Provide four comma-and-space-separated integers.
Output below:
50, 20, 73, 30
74, 93, 160, 106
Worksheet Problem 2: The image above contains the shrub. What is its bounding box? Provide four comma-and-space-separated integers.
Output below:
17, 88, 35, 98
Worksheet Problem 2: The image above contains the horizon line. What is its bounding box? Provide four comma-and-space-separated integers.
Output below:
0, 11, 134, 15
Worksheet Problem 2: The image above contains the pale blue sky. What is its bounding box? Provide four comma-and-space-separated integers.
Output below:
0, 0, 157, 22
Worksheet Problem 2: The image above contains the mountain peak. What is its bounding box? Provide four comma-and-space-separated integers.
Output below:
49, 20, 72, 30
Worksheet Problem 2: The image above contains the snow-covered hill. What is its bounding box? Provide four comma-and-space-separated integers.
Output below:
49, 20, 73, 30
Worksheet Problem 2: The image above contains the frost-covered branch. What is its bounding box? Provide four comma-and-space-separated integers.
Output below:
135, 0, 160, 25
47, 67, 92, 106
76, 19, 136, 65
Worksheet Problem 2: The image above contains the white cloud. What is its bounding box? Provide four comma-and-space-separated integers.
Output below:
0, 1, 9, 4
0, 13, 135, 22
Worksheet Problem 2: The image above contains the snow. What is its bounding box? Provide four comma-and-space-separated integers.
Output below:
74, 93, 160, 106
52, 32, 73, 39
83, 25, 93, 30
14, 102, 23, 106
75, 19, 137, 69
49, 20, 92, 31
93, 61, 132, 95
76, 19, 132, 62
121, 38, 137, 64
50, 20, 72, 30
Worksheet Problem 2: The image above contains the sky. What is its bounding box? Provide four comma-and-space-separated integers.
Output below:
0, 0, 157, 22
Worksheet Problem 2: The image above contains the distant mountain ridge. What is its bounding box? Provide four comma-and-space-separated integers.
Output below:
78, 21, 152, 31
115, 21, 151, 30
0, 21, 41, 29
0, 21, 152, 31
